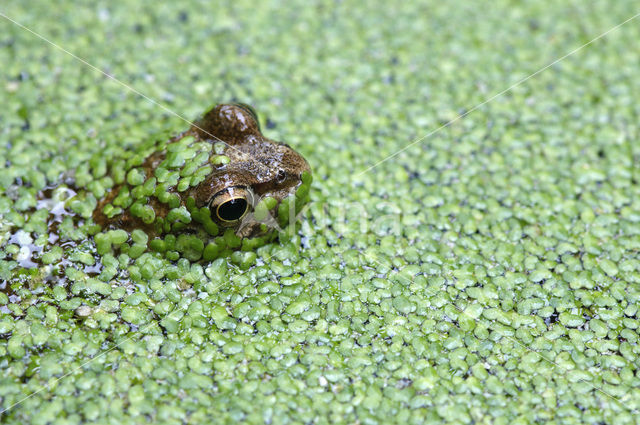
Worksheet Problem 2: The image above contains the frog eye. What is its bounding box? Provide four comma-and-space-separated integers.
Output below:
217, 198, 248, 222
276, 169, 287, 183
232, 103, 260, 130
209, 187, 252, 225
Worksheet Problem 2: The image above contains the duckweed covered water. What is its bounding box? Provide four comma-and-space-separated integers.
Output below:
2, 1, 640, 424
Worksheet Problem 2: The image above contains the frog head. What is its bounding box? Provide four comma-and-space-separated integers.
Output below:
188, 104, 312, 237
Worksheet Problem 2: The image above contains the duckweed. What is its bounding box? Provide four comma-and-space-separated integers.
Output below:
2, 0, 640, 424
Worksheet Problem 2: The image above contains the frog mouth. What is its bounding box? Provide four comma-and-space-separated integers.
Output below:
234, 171, 312, 238
237, 196, 280, 237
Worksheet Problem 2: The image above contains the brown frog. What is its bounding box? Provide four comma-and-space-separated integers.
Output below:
93, 103, 312, 260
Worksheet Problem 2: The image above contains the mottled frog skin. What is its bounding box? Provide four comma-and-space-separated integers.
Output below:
93, 104, 312, 260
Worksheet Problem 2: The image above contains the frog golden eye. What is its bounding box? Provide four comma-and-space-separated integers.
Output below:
217, 197, 248, 222
209, 187, 252, 225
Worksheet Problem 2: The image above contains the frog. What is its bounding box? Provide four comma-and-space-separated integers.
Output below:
92, 103, 312, 261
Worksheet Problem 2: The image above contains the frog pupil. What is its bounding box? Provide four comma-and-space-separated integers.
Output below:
217, 198, 248, 222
